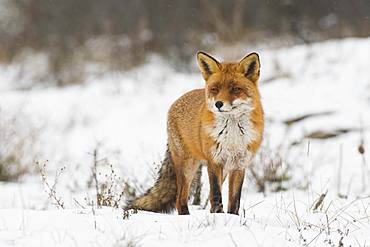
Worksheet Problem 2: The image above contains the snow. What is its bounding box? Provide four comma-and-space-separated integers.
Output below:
0, 37, 370, 246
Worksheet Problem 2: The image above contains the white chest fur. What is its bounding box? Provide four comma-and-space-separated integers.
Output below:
207, 113, 257, 172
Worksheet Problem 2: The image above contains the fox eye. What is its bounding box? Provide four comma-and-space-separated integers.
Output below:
231, 87, 241, 94
210, 87, 219, 94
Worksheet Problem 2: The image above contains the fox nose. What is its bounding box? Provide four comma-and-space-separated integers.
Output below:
215, 101, 224, 110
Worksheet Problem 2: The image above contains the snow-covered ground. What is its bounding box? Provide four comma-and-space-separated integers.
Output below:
0, 37, 370, 246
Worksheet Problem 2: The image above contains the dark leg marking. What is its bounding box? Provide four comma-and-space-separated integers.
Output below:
192, 165, 202, 206
210, 172, 223, 213
179, 205, 190, 215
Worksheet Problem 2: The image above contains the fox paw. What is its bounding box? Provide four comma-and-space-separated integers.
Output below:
210, 204, 224, 213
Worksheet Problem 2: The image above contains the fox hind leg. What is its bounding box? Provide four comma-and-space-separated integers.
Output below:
191, 164, 203, 205
173, 156, 200, 215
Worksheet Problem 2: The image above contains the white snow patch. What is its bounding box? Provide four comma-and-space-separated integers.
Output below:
0, 37, 370, 246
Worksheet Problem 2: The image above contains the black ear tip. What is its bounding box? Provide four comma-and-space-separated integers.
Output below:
197, 51, 208, 58
249, 52, 259, 59
240, 52, 260, 64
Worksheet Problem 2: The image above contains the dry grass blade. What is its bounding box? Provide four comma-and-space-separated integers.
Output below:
311, 190, 328, 212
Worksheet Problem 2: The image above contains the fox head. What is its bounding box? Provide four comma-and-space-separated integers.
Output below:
197, 51, 261, 116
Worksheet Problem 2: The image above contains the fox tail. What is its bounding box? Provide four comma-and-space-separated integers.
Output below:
125, 146, 177, 213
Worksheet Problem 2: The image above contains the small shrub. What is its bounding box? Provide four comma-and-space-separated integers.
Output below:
249, 147, 291, 193
0, 108, 40, 181
87, 147, 130, 208
36, 161, 66, 209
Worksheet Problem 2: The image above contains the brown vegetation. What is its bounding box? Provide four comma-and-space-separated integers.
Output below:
0, 0, 369, 86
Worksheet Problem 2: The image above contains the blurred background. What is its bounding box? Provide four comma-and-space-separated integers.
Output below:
1, 0, 369, 87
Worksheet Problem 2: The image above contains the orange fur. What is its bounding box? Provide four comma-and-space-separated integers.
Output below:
168, 52, 264, 214
127, 52, 264, 215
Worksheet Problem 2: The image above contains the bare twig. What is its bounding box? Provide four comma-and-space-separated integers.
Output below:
73, 198, 86, 209
36, 161, 65, 209
358, 119, 367, 193
92, 148, 101, 208
337, 145, 345, 198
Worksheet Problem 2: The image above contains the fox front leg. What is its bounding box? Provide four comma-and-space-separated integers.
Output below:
207, 164, 224, 213
227, 169, 245, 215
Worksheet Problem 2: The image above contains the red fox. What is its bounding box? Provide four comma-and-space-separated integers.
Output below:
126, 52, 264, 215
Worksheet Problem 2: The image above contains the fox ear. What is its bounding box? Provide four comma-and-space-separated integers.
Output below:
238, 52, 260, 83
197, 52, 221, 81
